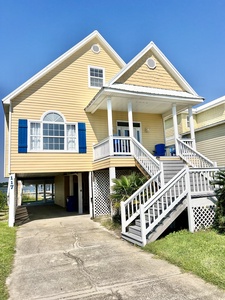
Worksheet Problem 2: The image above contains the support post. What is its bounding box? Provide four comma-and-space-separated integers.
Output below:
89, 171, 94, 218
109, 167, 116, 216
172, 104, 179, 155
107, 98, 113, 137
128, 102, 134, 155
185, 166, 195, 232
8, 174, 16, 227
188, 106, 196, 149
78, 173, 83, 214
140, 204, 147, 246
121, 201, 126, 234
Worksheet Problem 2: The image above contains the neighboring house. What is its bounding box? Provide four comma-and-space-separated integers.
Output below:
2, 31, 219, 245
164, 95, 225, 167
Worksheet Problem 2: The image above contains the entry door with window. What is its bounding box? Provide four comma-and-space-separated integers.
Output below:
117, 121, 141, 142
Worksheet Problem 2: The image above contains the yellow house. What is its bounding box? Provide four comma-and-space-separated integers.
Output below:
2, 31, 219, 245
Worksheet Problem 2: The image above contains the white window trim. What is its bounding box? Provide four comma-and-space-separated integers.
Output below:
186, 115, 190, 128
116, 120, 142, 143
28, 113, 78, 153
88, 65, 105, 88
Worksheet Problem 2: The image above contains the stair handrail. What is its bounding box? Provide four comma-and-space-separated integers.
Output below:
177, 138, 215, 168
131, 137, 161, 177
140, 167, 189, 245
121, 170, 162, 233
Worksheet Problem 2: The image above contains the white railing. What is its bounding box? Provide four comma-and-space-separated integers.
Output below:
177, 138, 215, 168
93, 136, 131, 160
189, 168, 218, 196
182, 138, 194, 148
121, 171, 162, 233
131, 137, 161, 178
140, 167, 188, 245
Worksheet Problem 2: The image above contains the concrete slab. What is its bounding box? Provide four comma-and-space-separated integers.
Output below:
7, 205, 225, 300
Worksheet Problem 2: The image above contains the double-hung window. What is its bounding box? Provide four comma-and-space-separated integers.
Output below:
29, 112, 78, 152
89, 66, 104, 88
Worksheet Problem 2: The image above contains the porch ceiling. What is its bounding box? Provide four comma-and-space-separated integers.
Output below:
85, 84, 204, 116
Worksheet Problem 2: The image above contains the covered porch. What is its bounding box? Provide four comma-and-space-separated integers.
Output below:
86, 84, 203, 162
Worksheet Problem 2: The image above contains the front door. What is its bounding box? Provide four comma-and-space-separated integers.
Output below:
117, 121, 141, 142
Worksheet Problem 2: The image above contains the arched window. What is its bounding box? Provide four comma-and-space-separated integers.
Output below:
28, 111, 77, 152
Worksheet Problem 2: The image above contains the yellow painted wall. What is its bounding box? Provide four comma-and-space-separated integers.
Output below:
54, 175, 66, 207
196, 103, 225, 129
116, 52, 184, 91
9, 38, 122, 175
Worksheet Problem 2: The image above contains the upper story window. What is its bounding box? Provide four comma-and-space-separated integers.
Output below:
28, 112, 78, 152
88, 66, 104, 88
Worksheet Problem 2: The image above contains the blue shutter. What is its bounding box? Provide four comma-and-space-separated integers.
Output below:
18, 119, 28, 153
78, 123, 86, 153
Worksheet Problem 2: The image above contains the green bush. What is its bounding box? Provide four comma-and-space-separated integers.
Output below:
110, 172, 147, 221
0, 191, 7, 211
211, 169, 225, 233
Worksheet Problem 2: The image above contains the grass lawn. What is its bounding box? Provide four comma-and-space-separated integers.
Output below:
143, 230, 225, 290
0, 216, 17, 300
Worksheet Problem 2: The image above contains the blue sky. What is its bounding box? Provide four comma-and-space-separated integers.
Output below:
0, 0, 225, 182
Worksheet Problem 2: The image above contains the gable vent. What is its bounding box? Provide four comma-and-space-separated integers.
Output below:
91, 44, 100, 54
146, 58, 156, 69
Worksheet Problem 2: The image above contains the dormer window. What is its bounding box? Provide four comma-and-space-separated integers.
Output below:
88, 66, 104, 88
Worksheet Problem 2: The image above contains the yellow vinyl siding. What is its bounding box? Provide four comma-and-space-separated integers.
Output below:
4, 109, 9, 177
116, 52, 184, 91
196, 123, 225, 166
93, 157, 135, 171
9, 39, 121, 175
196, 103, 225, 130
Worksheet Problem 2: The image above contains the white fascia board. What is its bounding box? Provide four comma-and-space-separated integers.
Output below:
2, 30, 125, 104
195, 95, 225, 113
109, 41, 201, 97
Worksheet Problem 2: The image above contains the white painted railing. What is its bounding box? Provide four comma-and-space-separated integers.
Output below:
177, 138, 215, 168
131, 137, 161, 178
182, 138, 194, 148
121, 171, 162, 233
189, 168, 218, 196
140, 167, 188, 245
93, 136, 131, 160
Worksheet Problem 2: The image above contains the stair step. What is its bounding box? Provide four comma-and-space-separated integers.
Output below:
121, 232, 143, 247
128, 225, 141, 236
15, 206, 29, 225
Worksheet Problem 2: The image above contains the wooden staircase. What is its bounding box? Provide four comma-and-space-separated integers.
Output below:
122, 159, 188, 246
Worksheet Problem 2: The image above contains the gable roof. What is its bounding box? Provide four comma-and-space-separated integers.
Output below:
108, 41, 199, 96
2, 30, 126, 105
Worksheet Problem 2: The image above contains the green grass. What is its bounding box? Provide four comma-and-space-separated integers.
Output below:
143, 230, 225, 290
0, 219, 17, 299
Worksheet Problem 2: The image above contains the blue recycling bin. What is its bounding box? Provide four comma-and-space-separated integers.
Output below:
154, 144, 166, 156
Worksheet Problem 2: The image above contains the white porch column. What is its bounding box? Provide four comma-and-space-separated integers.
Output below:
128, 102, 134, 138
188, 106, 196, 149
8, 174, 16, 227
88, 171, 94, 218
109, 167, 116, 216
172, 104, 179, 155
107, 98, 113, 136
78, 173, 83, 214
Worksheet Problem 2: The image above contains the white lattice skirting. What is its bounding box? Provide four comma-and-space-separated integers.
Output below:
191, 197, 216, 231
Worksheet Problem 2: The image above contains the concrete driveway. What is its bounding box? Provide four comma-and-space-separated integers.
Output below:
8, 205, 225, 300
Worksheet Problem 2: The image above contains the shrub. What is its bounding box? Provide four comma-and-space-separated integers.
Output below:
110, 172, 147, 221
0, 191, 7, 211
211, 169, 225, 233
